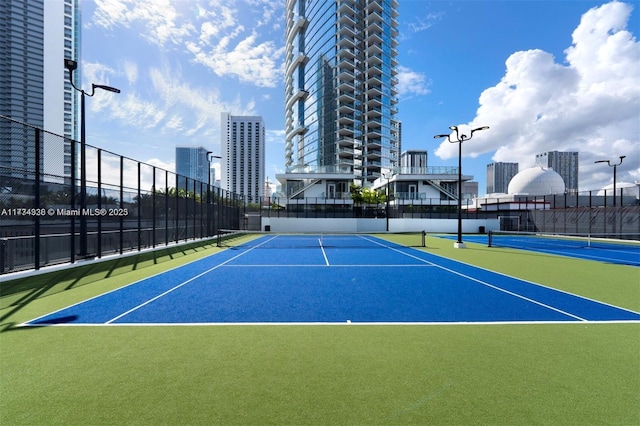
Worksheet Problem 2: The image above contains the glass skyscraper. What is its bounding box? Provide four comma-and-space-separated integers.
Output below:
1, 0, 81, 180
175, 146, 210, 190
284, 0, 400, 185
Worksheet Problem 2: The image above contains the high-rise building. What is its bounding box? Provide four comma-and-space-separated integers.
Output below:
284, 0, 400, 185
0, 0, 81, 180
487, 162, 519, 194
535, 151, 578, 193
175, 146, 210, 189
221, 112, 265, 202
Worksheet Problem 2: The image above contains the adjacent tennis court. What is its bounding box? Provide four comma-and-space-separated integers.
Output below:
439, 231, 640, 266
24, 233, 640, 326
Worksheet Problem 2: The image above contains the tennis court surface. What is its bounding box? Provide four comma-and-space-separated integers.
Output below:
23, 234, 640, 326
440, 231, 640, 266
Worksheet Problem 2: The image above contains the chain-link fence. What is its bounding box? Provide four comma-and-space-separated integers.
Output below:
0, 115, 243, 274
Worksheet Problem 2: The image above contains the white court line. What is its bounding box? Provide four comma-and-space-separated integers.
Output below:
360, 236, 587, 321
221, 264, 436, 267
23, 319, 640, 327
105, 235, 279, 324
319, 238, 330, 266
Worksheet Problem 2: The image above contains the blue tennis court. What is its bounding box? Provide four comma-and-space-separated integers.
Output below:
24, 234, 640, 326
439, 233, 640, 266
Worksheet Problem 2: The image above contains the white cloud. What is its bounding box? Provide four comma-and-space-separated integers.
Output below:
90, 0, 284, 88
396, 66, 431, 98
407, 12, 444, 34
434, 1, 640, 191
91, 0, 194, 46
85, 61, 257, 154
123, 61, 138, 84
266, 129, 285, 142
245, 0, 281, 28
188, 31, 285, 88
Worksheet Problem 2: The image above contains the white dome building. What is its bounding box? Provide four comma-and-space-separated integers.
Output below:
596, 182, 639, 198
507, 166, 565, 196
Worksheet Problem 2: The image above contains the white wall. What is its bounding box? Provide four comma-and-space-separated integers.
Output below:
262, 218, 499, 233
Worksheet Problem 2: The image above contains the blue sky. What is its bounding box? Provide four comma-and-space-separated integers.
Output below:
79, 0, 639, 195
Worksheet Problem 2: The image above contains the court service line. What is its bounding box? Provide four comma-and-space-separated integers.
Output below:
361, 236, 587, 321
44, 319, 640, 327
319, 238, 330, 266
221, 264, 436, 267
105, 236, 279, 324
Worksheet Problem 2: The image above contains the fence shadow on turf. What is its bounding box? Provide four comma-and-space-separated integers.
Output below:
0, 240, 218, 332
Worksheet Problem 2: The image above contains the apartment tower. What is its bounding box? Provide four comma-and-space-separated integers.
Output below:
284, 0, 400, 184
486, 162, 519, 194
535, 151, 579, 193
221, 112, 265, 202
0, 0, 81, 180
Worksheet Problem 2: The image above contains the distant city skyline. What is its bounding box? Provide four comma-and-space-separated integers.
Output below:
34, 1, 640, 195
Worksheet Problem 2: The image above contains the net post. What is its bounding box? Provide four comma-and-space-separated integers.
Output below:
488, 230, 493, 247
421, 230, 426, 248
216, 229, 222, 248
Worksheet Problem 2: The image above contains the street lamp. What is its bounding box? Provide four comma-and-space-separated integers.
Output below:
206, 152, 222, 237
434, 125, 489, 248
383, 171, 395, 232
65, 59, 120, 258
595, 156, 625, 206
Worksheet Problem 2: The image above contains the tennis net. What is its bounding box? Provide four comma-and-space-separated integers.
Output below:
216, 229, 418, 249
487, 230, 640, 251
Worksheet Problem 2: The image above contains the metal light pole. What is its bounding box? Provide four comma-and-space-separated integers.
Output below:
65, 59, 120, 258
595, 156, 625, 206
383, 171, 395, 232
434, 125, 489, 248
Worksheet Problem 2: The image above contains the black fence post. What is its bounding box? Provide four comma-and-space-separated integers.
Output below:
119, 155, 124, 254
70, 137, 76, 263
174, 174, 179, 244
97, 149, 102, 258
192, 178, 197, 240
137, 161, 142, 251
34, 128, 41, 270
152, 166, 156, 248
165, 170, 169, 245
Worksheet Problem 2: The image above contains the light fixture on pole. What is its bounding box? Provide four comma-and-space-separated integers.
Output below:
65, 59, 120, 259
594, 156, 625, 207
434, 125, 489, 248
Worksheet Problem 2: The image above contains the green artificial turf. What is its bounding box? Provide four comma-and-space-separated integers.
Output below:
1, 233, 639, 425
